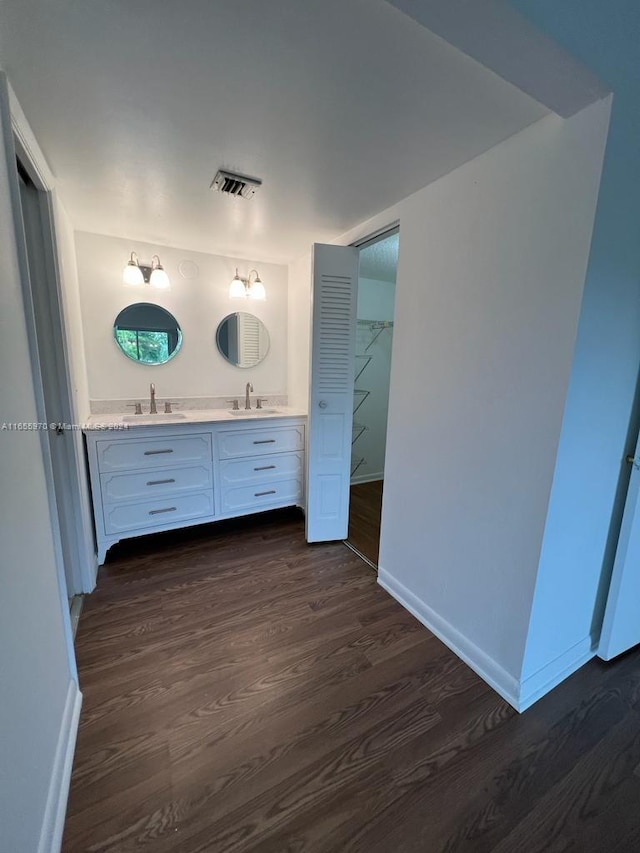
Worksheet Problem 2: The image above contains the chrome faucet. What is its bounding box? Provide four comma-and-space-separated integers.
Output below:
245, 382, 253, 410
149, 383, 157, 414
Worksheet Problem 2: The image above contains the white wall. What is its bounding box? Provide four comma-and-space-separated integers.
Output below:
353, 278, 396, 482
335, 98, 611, 707
53, 195, 97, 591
357, 277, 396, 321
287, 252, 312, 411
54, 197, 90, 422
0, 73, 79, 853
511, 0, 640, 709
75, 232, 288, 405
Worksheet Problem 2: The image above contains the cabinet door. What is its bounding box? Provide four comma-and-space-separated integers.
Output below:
100, 465, 212, 504
306, 243, 358, 542
216, 425, 304, 459
96, 434, 212, 472
219, 452, 303, 487
103, 492, 213, 535
221, 479, 302, 514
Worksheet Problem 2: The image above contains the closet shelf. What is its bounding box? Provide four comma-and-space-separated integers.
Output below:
352, 318, 393, 482
357, 319, 394, 352
352, 422, 368, 446
351, 456, 366, 478
354, 354, 372, 383
353, 389, 370, 415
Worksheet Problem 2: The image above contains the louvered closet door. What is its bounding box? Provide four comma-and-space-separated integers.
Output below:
306, 243, 359, 542
238, 312, 260, 365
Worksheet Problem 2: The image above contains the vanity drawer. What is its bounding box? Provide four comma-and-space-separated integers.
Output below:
100, 465, 212, 504
96, 433, 212, 473
103, 491, 214, 535
219, 452, 303, 488
220, 478, 302, 514
217, 424, 304, 460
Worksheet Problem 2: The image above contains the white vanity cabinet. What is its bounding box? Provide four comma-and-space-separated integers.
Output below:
84, 415, 306, 564
216, 422, 305, 515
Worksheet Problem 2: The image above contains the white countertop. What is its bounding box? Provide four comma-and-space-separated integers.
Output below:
83, 407, 307, 431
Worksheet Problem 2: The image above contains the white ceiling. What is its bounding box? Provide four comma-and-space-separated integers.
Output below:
387, 0, 609, 117
0, 0, 548, 264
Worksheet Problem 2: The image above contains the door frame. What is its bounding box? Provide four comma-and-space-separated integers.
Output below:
8, 79, 96, 595
344, 222, 400, 567
350, 220, 400, 250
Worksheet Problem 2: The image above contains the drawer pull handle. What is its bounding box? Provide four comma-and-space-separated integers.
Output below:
254, 489, 276, 497
253, 439, 276, 445
149, 506, 177, 515
254, 465, 276, 471
147, 478, 176, 486
144, 449, 174, 456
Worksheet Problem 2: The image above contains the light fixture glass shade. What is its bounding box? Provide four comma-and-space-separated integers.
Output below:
229, 270, 247, 298
150, 267, 171, 289
248, 278, 266, 300
150, 255, 170, 289
123, 253, 144, 286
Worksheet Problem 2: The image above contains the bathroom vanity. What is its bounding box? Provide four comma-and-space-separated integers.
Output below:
84, 410, 306, 564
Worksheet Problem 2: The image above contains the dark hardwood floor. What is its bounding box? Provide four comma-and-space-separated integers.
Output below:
347, 480, 383, 565
64, 508, 640, 852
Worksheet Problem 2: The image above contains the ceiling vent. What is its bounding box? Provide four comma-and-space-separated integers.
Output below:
210, 169, 262, 200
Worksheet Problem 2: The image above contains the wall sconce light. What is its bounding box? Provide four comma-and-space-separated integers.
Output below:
123, 252, 171, 290
229, 268, 266, 300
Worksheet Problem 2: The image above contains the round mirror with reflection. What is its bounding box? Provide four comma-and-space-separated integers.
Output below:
113, 303, 182, 365
216, 312, 270, 368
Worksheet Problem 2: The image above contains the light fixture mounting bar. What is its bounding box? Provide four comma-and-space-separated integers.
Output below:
137, 264, 152, 284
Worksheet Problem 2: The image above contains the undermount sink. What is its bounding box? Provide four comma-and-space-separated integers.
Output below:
229, 408, 280, 416
123, 412, 188, 423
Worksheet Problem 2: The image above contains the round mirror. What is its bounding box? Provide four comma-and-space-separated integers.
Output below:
113, 303, 182, 365
216, 312, 270, 368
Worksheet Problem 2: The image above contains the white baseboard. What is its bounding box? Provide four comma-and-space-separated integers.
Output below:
377, 569, 597, 713
351, 472, 383, 485
377, 568, 521, 710
85, 551, 99, 593
69, 596, 84, 640
38, 679, 82, 853
519, 637, 595, 712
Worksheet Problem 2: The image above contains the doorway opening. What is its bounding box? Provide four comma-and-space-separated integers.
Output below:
346, 227, 398, 568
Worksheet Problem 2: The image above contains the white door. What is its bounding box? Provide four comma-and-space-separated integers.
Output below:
18, 172, 79, 596
306, 243, 359, 542
599, 439, 640, 660
2, 73, 89, 596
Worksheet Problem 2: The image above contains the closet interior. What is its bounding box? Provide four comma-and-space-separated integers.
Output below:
347, 229, 398, 567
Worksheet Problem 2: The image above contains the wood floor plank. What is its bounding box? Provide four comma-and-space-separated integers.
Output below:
151, 697, 444, 853
347, 479, 383, 565
63, 509, 640, 852
166, 640, 443, 801
489, 711, 640, 853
